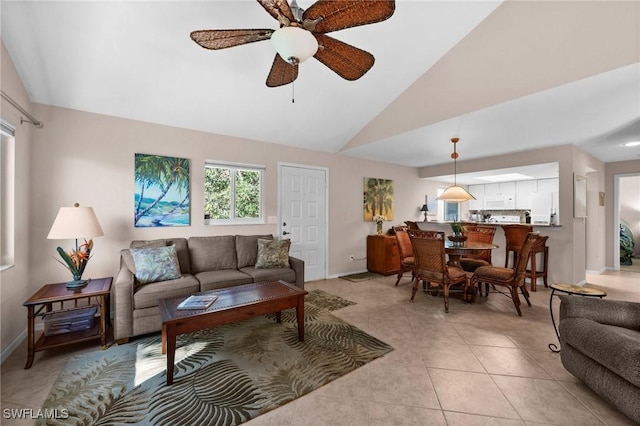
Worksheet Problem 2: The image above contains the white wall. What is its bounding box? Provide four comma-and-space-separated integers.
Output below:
605, 160, 640, 267
619, 175, 640, 256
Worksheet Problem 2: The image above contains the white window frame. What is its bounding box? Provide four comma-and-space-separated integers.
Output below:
204, 161, 265, 225
1, 120, 15, 271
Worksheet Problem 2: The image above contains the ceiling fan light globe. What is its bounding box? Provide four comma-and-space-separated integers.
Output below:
271, 26, 318, 65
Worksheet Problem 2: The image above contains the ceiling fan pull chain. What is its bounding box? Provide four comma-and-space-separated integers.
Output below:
291, 80, 295, 103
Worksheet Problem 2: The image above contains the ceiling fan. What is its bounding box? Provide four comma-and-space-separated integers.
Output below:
190, 0, 395, 88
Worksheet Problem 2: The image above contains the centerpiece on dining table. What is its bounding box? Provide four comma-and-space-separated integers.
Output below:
448, 221, 467, 246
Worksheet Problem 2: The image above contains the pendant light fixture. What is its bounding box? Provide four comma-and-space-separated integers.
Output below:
437, 137, 476, 202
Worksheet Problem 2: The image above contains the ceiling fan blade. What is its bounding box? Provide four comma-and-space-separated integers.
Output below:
257, 0, 296, 25
190, 29, 274, 50
266, 54, 299, 87
313, 34, 374, 81
302, 0, 395, 34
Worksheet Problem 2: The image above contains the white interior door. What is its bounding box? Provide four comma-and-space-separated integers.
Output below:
280, 164, 327, 282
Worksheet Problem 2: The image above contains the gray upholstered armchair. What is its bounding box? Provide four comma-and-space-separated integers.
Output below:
559, 295, 640, 423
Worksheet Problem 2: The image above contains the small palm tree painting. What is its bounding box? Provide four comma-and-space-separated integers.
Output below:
363, 177, 394, 221
134, 154, 190, 227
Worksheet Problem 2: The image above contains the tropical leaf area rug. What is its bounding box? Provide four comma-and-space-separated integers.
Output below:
38, 289, 392, 426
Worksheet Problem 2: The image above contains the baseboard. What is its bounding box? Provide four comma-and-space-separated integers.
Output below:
586, 267, 607, 275
1, 324, 44, 365
1, 328, 26, 364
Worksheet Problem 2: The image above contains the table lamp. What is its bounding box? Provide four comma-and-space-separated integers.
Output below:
47, 203, 104, 288
420, 204, 429, 221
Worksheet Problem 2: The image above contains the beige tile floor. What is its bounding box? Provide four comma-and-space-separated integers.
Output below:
1, 271, 638, 425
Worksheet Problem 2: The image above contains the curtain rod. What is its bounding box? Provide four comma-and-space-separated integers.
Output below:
0, 90, 43, 128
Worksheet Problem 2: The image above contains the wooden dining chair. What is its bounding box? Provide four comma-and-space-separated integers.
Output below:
408, 229, 474, 313
502, 224, 533, 268
404, 221, 420, 230
392, 225, 415, 286
459, 225, 496, 272
471, 232, 537, 316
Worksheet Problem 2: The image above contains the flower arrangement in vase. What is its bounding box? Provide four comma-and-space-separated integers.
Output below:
448, 221, 467, 245
55, 239, 94, 286
373, 215, 387, 235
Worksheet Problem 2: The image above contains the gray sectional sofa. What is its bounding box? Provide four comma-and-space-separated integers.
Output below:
113, 235, 304, 343
558, 295, 640, 423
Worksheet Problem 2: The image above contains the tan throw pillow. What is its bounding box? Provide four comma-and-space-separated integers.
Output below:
255, 239, 290, 269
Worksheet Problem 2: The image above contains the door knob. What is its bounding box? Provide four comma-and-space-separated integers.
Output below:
283, 231, 291, 235
283, 222, 287, 226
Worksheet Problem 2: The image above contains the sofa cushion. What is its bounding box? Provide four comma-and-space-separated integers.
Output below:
255, 238, 291, 268
196, 269, 254, 291
236, 234, 273, 268
130, 245, 181, 285
133, 274, 200, 309
189, 236, 237, 273
239, 266, 296, 284
560, 317, 640, 388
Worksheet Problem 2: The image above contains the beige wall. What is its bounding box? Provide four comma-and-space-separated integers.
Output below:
0, 99, 433, 355
605, 160, 640, 267
419, 145, 607, 284
0, 41, 33, 361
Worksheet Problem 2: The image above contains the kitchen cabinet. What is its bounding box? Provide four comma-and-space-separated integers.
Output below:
367, 235, 400, 275
483, 182, 515, 209
468, 185, 484, 211
515, 180, 538, 209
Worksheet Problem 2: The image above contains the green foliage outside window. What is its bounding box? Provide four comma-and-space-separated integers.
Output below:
204, 165, 261, 221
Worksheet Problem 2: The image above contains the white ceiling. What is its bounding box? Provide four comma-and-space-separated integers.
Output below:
2, 1, 639, 169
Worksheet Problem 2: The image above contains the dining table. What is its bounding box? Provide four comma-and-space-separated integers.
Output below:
444, 241, 498, 269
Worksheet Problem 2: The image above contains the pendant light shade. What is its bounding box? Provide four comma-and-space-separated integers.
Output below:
271, 26, 318, 65
438, 185, 476, 202
437, 137, 476, 203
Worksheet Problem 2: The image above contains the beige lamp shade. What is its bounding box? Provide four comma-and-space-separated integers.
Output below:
437, 185, 476, 203
47, 204, 104, 240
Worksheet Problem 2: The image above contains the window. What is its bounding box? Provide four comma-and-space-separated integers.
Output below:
1, 121, 15, 270
436, 187, 460, 222
204, 162, 264, 225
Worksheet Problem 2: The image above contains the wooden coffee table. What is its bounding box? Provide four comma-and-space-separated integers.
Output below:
158, 280, 308, 385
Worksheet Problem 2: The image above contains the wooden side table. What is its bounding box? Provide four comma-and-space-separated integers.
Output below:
23, 277, 113, 369
548, 283, 606, 353
367, 235, 400, 275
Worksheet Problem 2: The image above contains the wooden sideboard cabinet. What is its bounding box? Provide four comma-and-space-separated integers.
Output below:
367, 235, 400, 276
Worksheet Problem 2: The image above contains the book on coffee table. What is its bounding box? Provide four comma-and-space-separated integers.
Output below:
177, 294, 218, 310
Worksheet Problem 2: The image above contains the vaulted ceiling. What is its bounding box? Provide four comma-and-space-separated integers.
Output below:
2, 1, 639, 167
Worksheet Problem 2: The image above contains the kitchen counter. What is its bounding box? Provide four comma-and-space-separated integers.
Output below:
422, 221, 561, 228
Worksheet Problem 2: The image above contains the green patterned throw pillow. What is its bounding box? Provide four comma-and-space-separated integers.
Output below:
130, 244, 181, 285
255, 238, 290, 269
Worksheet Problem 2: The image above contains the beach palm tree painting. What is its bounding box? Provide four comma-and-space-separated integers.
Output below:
134, 154, 190, 227
363, 178, 394, 221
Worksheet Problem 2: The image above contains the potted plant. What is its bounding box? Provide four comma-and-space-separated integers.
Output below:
448, 221, 467, 245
